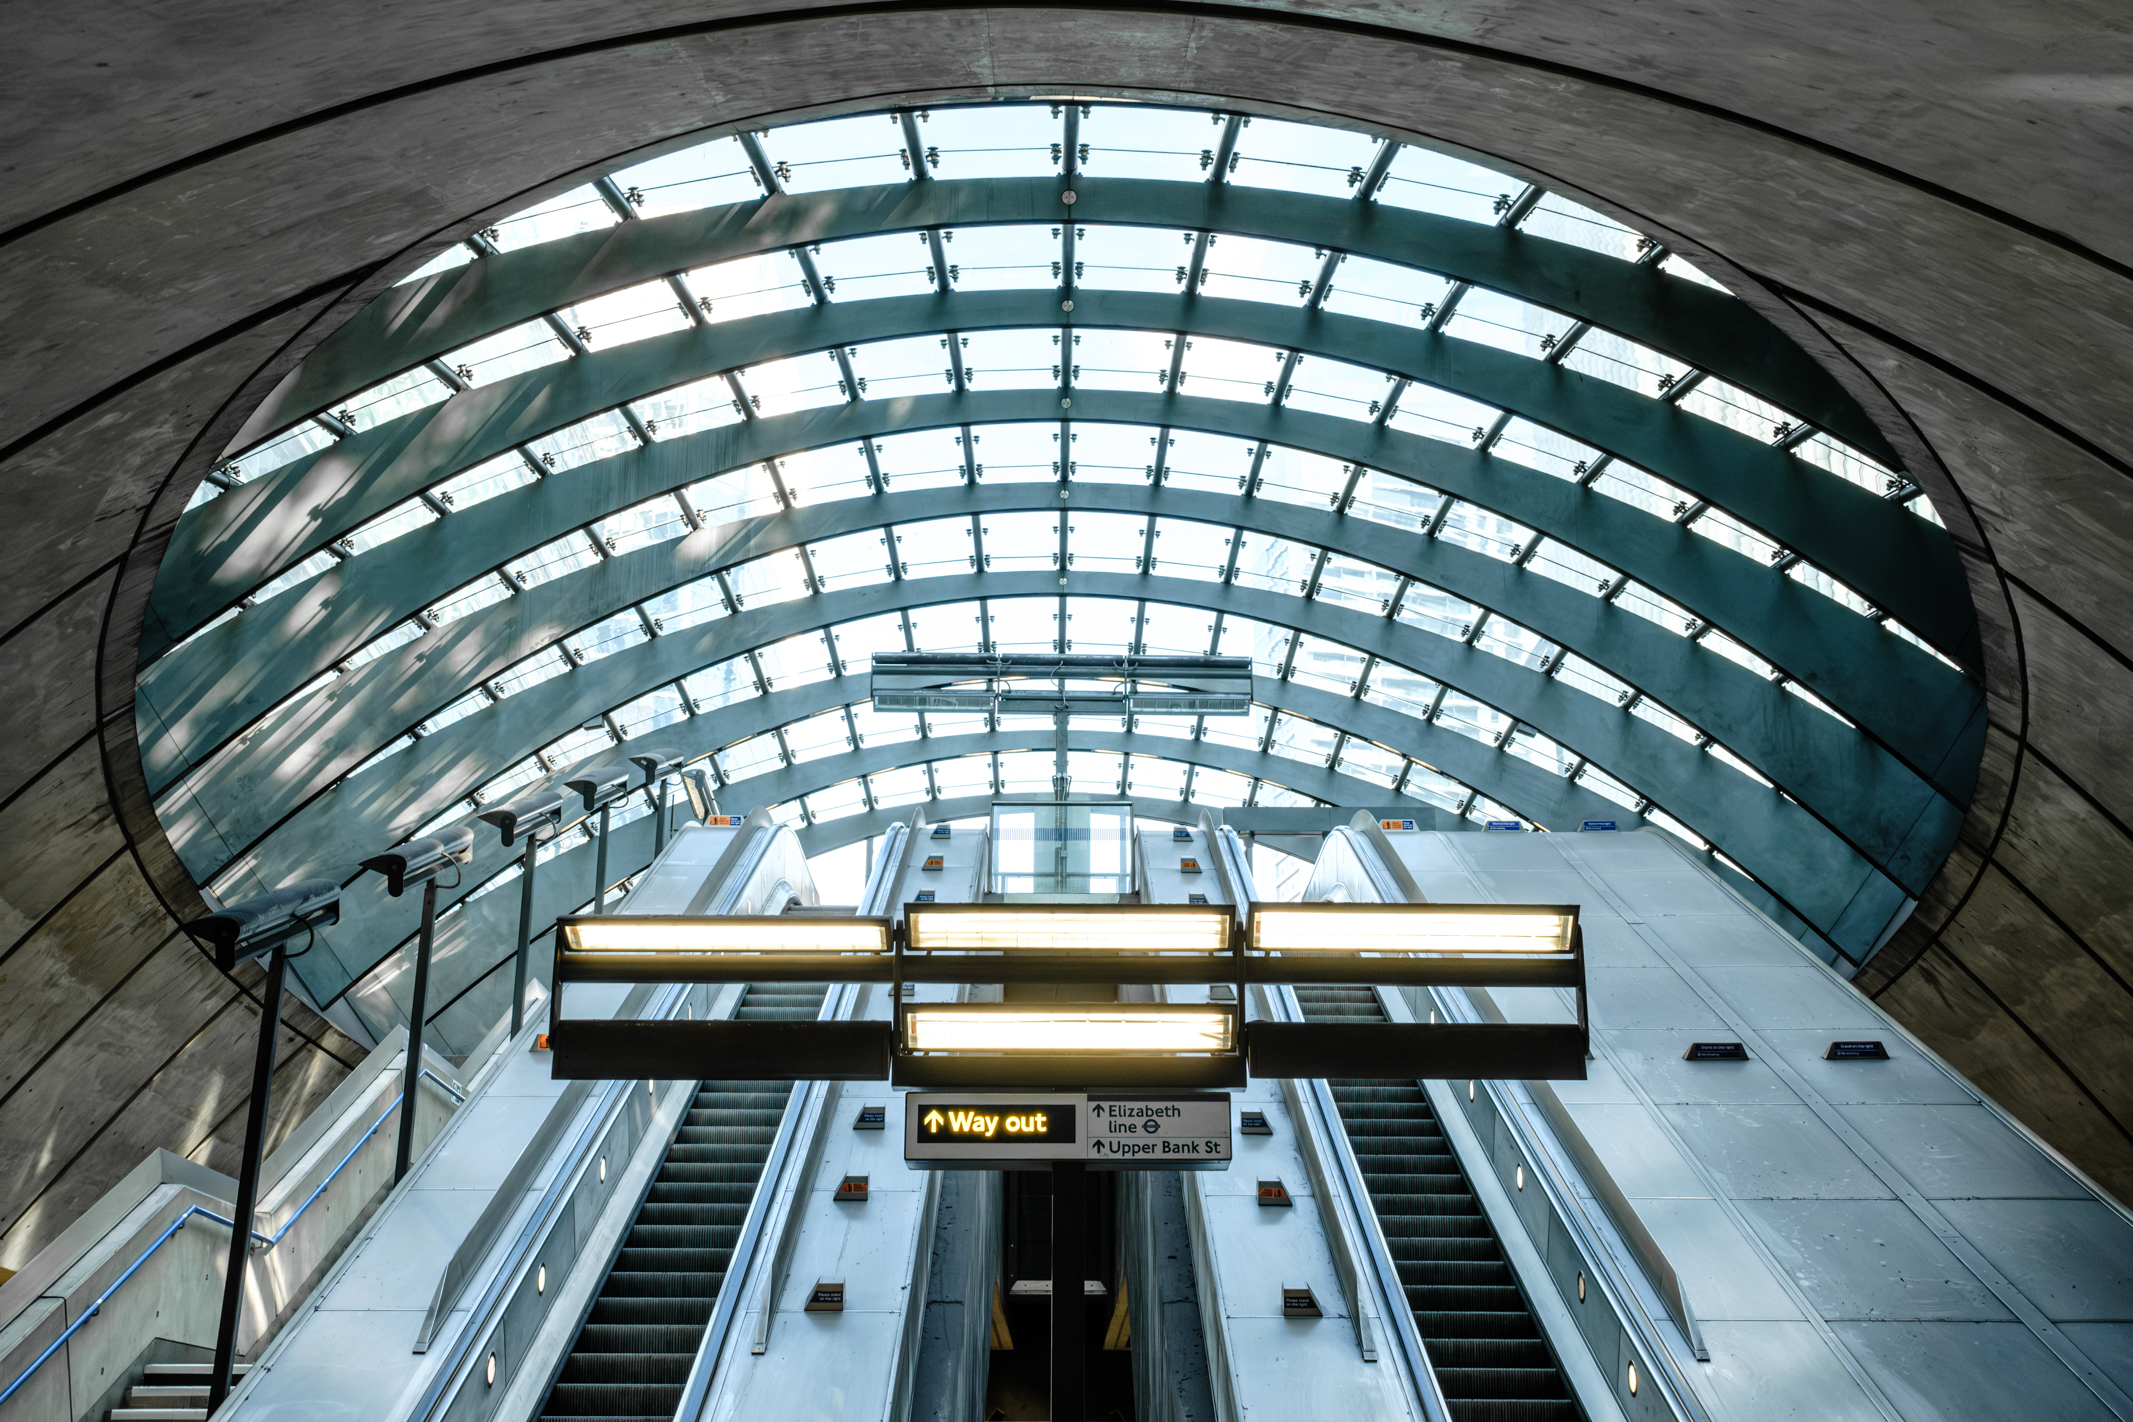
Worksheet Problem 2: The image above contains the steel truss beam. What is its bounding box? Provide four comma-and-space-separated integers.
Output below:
243, 176, 1890, 464
167, 289, 1965, 661
143, 403, 1978, 808
171, 571, 1927, 961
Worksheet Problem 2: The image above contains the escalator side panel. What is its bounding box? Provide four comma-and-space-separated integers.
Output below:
1295, 987, 1580, 1422
538, 985, 828, 1422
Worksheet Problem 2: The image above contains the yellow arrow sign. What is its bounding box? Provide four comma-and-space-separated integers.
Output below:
923, 1109, 945, 1132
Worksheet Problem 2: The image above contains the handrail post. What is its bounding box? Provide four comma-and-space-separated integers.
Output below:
209, 939, 287, 1414
395, 877, 441, 1182
510, 831, 539, 1036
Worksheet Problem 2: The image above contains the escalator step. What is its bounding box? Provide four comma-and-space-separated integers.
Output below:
1293, 987, 1580, 1422
539, 984, 824, 1419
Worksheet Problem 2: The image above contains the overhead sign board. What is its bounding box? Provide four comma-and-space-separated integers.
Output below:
906, 1091, 1232, 1170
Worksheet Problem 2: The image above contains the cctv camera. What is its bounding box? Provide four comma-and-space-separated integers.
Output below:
628, 748, 685, 785
360, 825, 476, 897
478, 789, 566, 847
564, 767, 631, 813
183, 879, 342, 971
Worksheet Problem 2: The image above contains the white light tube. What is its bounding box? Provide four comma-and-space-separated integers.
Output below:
561, 917, 889, 955
1251, 905, 1573, 954
903, 1007, 1235, 1054
906, 908, 1231, 954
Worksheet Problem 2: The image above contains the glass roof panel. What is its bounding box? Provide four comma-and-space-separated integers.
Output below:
1192, 767, 1252, 807
917, 104, 1062, 179
728, 548, 809, 609
595, 496, 690, 556
892, 516, 974, 579
1126, 755, 1188, 799
688, 463, 784, 526
1283, 355, 1391, 423
1178, 335, 1279, 404
868, 763, 928, 807
1363, 662, 1441, 720
853, 700, 921, 747
1319, 255, 1452, 326
1561, 328, 1691, 398
931, 753, 993, 796
612, 685, 689, 739
342, 500, 439, 558
943, 224, 1058, 290
829, 615, 907, 672
228, 420, 336, 481
774, 444, 871, 505
1387, 383, 1501, 447
962, 328, 1061, 391
815, 233, 936, 300
1080, 104, 1217, 183
1138, 603, 1212, 655
444, 320, 571, 386
1518, 193, 1642, 262
761, 114, 909, 192
756, 630, 835, 692
249, 549, 337, 607
1228, 117, 1378, 199
1066, 423, 1154, 484
806, 778, 868, 821
1445, 287, 1575, 360
1376, 146, 1511, 225
1069, 513, 1149, 575
1253, 448, 1346, 509
1073, 329, 1170, 391
527, 410, 637, 474
874, 428, 968, 492
845, 335, 944, 402
808, 529, 894, 591
489, 186, 617, 253
506, 532, 600, 591
1199, 233, 1319, 306
742, 353, 844, 417
1268, 712, 1338, 766
564, 612, 649, 665
1065, 596, 1137, 648
1148, 518, 1232, 581
1347, 468, 1437, 533
343, 367, 452, 431
1216, 617, 1288, 675
783, 707, 851, 762
1315, 554, 1398, 614
978, 511, 1060, 573
1289, 636, 1364, 696
396, 243, 474, 288
1162, 429, 1255, 497
1233, 535, 1316, 594
426, 573, 512, 627
436, 453, 538, 511
685, 656, 757, 713
1396, 583, 1483, 642
557, 280, 694, 352
1677, 377, 1793, 443
718, 732, 784, 781
1076, 224, 1183, 294
609, 136, 759, 217
1492, 419, 1601, 482
685, 251, 811, 322
634, 374, 745, 442
1337, 736, 1402, 788
889, 605, 976, 662
1201, 704, 1270, 752
986, 597, 1057, 652
1439, 501, 1532, 560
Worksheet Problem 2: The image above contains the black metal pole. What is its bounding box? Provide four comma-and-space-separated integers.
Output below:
1051, 1160, 1088, 1422
510, 831, 538, 1036
208, 941, 287, 1413
653, 778, 668, 858
594, 804, 611, 914
394, 878, 439, 1182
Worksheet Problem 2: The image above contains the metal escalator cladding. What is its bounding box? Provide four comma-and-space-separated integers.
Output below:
1292, 986, 1580, 1422
540, 984, 827, 1422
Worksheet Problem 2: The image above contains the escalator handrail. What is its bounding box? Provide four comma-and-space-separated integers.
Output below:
407, 985, 692, 1422
1338, 825, 1711, 1421
670, 980, 860, 1422
1260, 981, 1455, 1422
858, 821, 913, 919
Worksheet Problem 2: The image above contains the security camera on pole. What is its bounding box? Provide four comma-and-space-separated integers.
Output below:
358, 825, 475, 1182
629, 748, 685, 858
181, 880, 343, 1415
563, 767, 632, 914
477, 790, 567, 1036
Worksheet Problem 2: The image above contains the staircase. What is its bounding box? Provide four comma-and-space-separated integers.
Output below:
104, 1362, 248, 1420
1293, 985, 1579, 1422
538, 984, 825, 1422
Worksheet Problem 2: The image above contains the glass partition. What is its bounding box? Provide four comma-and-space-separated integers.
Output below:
990, 801, 1135, 895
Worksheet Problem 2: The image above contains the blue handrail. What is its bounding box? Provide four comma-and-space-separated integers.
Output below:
0, 1067, 463, 1407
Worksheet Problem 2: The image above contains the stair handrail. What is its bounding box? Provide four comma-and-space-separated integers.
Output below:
0, 1067, 463, 1408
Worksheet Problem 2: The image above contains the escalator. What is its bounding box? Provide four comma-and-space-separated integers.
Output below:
539, 984, 828, 1422
1293, 986, 1578, 1422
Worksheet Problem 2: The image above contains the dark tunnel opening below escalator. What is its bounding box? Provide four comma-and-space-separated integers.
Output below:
1294, 986, 1582, 1422
987, 1168, 1137, 1421
537, 983, 827, 1422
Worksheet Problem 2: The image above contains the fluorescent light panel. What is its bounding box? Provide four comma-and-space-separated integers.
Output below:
561, 916, 889, 955
904, 1006, 1234, 1054
905, 907, 1231, 955
1251, 905, 1573, 955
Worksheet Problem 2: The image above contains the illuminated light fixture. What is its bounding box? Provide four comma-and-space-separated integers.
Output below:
902, 1005, 1235, 1055
559, 915, 890, 956
1248, 903, 1575, 956
905, 905, 1231, 955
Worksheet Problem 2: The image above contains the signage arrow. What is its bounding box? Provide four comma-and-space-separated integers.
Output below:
1090, 1103, 1104, 1118
923, 1109, 945, 1132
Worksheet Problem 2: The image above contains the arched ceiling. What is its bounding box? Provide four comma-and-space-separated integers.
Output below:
138, 101, 1980, 1049
4, 2, 2132, 1271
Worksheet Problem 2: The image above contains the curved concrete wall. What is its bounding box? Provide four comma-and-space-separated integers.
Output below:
3, 1, 2131, 1268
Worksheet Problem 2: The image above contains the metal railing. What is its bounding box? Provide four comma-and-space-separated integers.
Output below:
0, 1067, 464, 1408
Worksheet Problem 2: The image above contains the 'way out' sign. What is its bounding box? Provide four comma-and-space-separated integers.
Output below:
905, 1091, 1233, 1169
